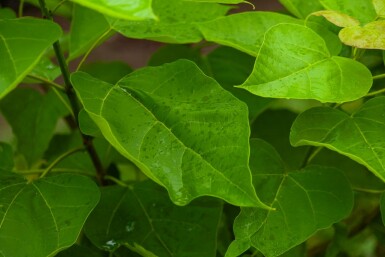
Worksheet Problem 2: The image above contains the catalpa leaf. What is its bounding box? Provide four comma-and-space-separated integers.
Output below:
320, 0, 377, 24
290, 96, 385, 182
0, 18, 61, 99
68, 0, 156, 20
373, 0, 385, 17
239, 24, 372, 103
311, 10, 360, 27
0, 174, 100, 257
226, 139, 353, 257
71, 60, 266, 208
109, 0, 230, 43
279, 0, 324, 18
199, 12, 300, 56
339, 21, 385, 50
84, 181, 222, 256
0, 143, 13, 173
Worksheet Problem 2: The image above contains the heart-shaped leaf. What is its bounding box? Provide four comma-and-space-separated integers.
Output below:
71, 59, 266, 208
199, 12, 300, 56
226, 139, 353, 257
239, 24, 372, 103
311, 10, 360, 27
290, 96, 385, 182
0, 174, 100, 257
0, 18, 61, 99
109, 0, 230, 43
339, 21, 385, 50
84, 181, 223, 256
279, 0, 324, 18
68, 0, 156, 20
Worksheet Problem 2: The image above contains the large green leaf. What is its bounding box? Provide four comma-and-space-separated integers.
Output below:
290, 96, 385, 182
0, 143, 13, 173
199, 12, 300, 56
339, 21, 385, 50
0, 88, 64, 166
0, 174, 100, 257
109, 0, 230, 43
226, 139, 353, 257
84, 181, 222, 256
69, 0, 156, 20
279, 0, 324, 18
239, 24, 372, 103
0, 8, 16, 19
320, 0, 377, 24
69, 4, 113, 60
0, 18, 62, 99
71, 60, 265, 208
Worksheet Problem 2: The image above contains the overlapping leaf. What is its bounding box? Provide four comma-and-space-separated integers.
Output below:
71, 59, 265, 207
69, 0, 156, 20
311, 10, 360, 27
290, 96, 385, 182
0, 88, 65, 166
279, 0, 324, 18
226, 139, 353, 257
84, 181, 222, 256
109, 0, 230, 43
339, 21, 385, 50
239, 24, 372, 103
185, 0, 242, 3
0, 18, 61, 99
0, 174, 100, 257
373, 0, 385, 17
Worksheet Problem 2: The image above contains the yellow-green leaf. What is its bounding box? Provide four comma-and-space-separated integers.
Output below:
311, 10, 360, 27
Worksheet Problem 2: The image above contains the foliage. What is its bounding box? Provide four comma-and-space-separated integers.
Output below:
1, 0, 385, 256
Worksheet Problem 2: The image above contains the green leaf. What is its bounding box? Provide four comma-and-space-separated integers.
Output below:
0, 88, 64, 166
0, 173, 100, 257
28, 57, 61, 82
290, 96, 385, 182
279, 0, 324, 18
69, 4, 113, 60
68, 0, 156, 20
0, 18, 62, 99
84, 181, 223, 256
381, 192, 385, 226
25, 0, 73, 17
311, 10, 360, 27
339, 21, 385, 50
184, 0, 243, 3
373, 0, 385, 17
109, 0, 230, 43
226, 139, 353, 257
0, 142, 13, 173
71, 60, 266, 208
56, 244, 104, 257
320, 0, 377, 24
0, 8, 16, 19
80, 61, 133, 84
239, 24, 372, 103
199, 12, 300, 56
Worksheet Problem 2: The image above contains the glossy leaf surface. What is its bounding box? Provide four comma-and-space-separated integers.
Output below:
69, 4, 112, 60
240, 24, 372, 103
109, 0, 230, 43
279, 0, 324, 18
339, 21, 385, 50
226, 139, 353, 257
0, 174, 100, 257
69, 0, 156, 20
291, 96, 385, 182
0, 89, 64, 166
84, 181, 222, 256
72, 60, 265, 207
0, 18, 61, 99
320, 0, 377, 24
199, 12, 300, 56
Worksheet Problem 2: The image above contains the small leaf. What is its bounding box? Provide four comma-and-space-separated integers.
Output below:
109, 0, 230, 43
0, 7, 16, 19
72, 60, 266, 208
25, 0, 73, 17
239, 24, 372, 103
68, 0, 156, 20
320, 0, 377, 24
199, 12, 300, 56
84, 181, 223, 256
290, 96, 385, 182
279, 0, 324, 18
373, 0, 385, 17
0, 142, 13, 173
226, 139, 353, 257
0, 18, 62, 99
69, 4, 113, 60
339, 21, 385, 50
311, 10, 360, 27
0, 88, 65, 166
0, 173, 100, 257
